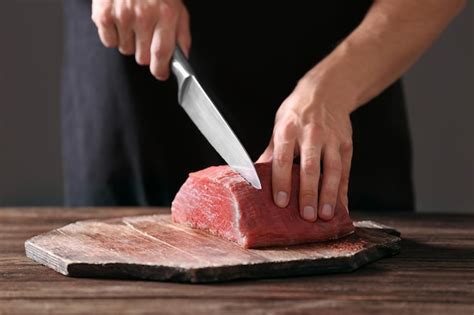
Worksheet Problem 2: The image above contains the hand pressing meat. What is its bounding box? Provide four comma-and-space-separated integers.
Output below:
258, 0, 466, 222
257, 75, 353, 223
171, 163, 355, 248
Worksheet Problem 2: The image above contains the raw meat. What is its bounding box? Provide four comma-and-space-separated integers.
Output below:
171, 163, 355, 248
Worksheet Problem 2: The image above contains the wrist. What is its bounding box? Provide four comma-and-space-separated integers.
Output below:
298, 59, 361, 115
302, 35, 388, 114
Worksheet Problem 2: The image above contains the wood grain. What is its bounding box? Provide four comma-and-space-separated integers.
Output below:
24, 215, 400, 283
1, 208, 473, 315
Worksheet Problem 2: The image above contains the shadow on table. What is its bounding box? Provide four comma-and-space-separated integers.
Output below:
400, 238, 474, 260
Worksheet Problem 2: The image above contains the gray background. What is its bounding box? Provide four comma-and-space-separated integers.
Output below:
0, 1, 472, 212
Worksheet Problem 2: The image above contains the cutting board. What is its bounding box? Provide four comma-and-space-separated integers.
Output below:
25, 214, 401, 283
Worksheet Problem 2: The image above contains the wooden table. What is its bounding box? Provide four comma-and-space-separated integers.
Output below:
1, 208, 473, 315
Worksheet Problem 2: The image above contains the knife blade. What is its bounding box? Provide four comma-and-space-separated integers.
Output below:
171, 47, 262, 190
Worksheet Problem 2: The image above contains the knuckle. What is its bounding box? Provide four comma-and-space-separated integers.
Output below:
152, 44, 169, 59
274, 120, 297, 140
273, 127, 287, 141
100, 14, 114, 27
137, 17, 153, 30
159, 2, 178, 21
134, 5, 151, 19
302, 123, 325, 145
325, 165, 342, 175
301, 156, 320, 176
300, 189, 317, 201
340, 138, 353, 153
135, 9, 155, 29
115, 7, 133, 25
325, 159, 342, 174
102, 37, 116, 48
324, 162, 342, 173
91, 12, 100, 25
92, 11, 114, 27
306, 122, 324, 136
273, 152, 293, 167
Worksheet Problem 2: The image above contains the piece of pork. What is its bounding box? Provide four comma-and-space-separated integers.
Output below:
171, 163, 354, 248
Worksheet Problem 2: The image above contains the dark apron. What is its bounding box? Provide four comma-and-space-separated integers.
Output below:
62, 0, 414, 211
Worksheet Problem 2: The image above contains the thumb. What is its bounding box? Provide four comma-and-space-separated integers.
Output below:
256, 140, 274, 163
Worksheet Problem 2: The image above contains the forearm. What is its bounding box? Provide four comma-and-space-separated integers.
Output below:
304, 0, 466, 112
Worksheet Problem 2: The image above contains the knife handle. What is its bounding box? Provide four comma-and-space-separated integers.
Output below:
171, 46, 194, 91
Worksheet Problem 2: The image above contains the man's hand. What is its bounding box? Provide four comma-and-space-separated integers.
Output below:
258, 71, 354, 223
92, 0, 191, 80
259, 0, 465, 222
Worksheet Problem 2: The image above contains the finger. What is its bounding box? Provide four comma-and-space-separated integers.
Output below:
176, 7, 191, 57
91, 0, 118, 47
257, 139, 274, 163
339, 139, 353, 210
319, 144, 342, 221
114, 4, 135, 55
150, 6, 178, 80
299, 142, 322, 222
271, 127, 296, 208
134, 11, 156, 65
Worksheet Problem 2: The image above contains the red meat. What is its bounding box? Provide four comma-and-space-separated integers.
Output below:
171, 163, 354, 248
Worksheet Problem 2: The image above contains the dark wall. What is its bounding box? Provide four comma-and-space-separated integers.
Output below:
0, 0, 63, 205
0, 1, 472, 212
404, 2, 473, 212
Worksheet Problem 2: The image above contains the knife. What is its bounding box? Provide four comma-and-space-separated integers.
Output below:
171, 46, 262, 190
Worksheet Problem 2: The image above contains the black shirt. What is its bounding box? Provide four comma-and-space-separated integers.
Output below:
62, 0, 414, 210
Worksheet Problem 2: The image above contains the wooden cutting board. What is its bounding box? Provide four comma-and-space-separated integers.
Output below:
25, 214, 401, 283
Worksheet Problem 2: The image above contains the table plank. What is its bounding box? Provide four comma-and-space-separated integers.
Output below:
1, 299, 472, 315
1, 208, 473, 315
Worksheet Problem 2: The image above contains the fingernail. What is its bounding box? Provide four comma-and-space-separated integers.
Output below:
303, 206, 316, 221
276, 191, 288, 207
321, 204, 334, 219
